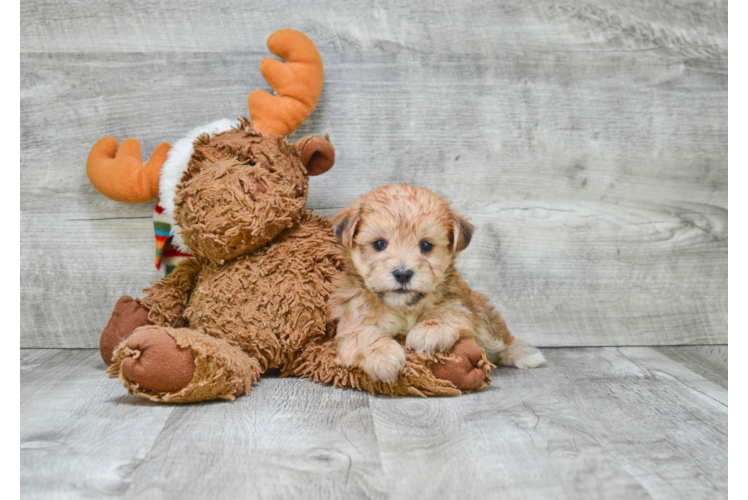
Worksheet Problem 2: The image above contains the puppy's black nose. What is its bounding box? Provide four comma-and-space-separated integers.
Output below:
392, 268, 414, 284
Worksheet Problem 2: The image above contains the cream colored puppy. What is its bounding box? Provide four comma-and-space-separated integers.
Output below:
329, 184, 545, 384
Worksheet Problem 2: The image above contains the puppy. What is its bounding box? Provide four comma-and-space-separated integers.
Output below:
329, 184, 545, 384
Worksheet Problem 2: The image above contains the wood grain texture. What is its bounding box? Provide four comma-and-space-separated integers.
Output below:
20, 347, 727, 499
369, 346, 727, 500
120, 379, 386, 499
20, 350, 177, 497
655, 345, 727, 389
20, 0, 728, 56
20, 0, 727, 347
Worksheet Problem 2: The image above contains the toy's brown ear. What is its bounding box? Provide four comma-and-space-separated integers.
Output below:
332, 202, 361, 248
297, 134, 335, 176
451, 209, 474, 253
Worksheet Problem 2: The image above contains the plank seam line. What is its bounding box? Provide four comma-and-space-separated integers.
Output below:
365, 394, 391, 496
615, 348, 726, 408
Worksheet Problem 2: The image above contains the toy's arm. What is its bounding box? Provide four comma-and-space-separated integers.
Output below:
138, 258, 203, 327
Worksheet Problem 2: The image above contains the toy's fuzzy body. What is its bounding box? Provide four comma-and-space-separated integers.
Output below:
111, 210, 345, 402
141, 211, 341, 373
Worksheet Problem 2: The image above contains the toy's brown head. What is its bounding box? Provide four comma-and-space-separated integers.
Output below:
172, 122, 334, 262
86, 30, 335, 264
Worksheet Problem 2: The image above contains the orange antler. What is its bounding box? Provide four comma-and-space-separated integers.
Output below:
248, 30, 324, 137
86, 137, 170, 203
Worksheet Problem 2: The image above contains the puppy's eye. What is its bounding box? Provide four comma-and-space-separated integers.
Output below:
372, 240, 388, 252
420, 241, 434, 253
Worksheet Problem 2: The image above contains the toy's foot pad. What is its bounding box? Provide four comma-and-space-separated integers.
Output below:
100, 296, 152, 366
121, 328, 196, 393
431, 339, 491, 391
107, 326, 262, 403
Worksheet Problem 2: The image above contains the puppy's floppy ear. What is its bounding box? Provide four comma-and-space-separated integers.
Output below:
451, 209, 474, 253
332, 202, 361, 249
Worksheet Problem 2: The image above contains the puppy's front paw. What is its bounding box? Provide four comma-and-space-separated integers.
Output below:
360, 339, 406, 384
406, 320, 460, 355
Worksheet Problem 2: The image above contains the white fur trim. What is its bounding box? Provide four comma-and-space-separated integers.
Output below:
159, 118, 241, 253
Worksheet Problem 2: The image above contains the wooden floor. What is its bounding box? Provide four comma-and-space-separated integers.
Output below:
20, 346, 727, 500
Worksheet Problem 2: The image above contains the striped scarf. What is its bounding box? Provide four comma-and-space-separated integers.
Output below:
154, 201, 193, 276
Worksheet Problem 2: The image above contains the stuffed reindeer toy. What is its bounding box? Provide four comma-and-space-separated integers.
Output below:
87, 29, 490, 402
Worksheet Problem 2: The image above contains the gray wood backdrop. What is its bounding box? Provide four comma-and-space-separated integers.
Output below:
20, 0, 727, 348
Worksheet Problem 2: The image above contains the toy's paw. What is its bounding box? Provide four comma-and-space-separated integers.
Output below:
120, 328, 196, 393
430, 339, 489, 391
100, 296, 152, 366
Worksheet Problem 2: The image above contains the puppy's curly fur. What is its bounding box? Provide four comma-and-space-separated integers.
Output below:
330, 184, 545, 384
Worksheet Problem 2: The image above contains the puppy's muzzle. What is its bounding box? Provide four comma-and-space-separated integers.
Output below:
392, 268, 414, 285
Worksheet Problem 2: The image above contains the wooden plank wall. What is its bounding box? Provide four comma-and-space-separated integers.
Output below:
20, 0, 727, 348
